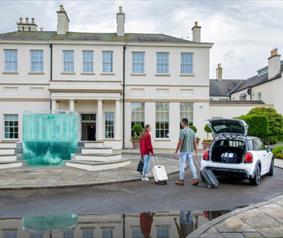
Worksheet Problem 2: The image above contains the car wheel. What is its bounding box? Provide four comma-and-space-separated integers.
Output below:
267, 158, 274, 176
250, 164, 261, 186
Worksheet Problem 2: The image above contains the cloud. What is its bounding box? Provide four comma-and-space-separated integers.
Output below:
0, 0, 282, 79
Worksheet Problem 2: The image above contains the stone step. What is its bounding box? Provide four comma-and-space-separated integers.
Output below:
0, 155, 17, 162
0, 143, 17, 149
66, 159, 130, 171
0, 161, 23, 170
74, 153, 122, 162
84, 142, 104, 148
81, 147, 113, 155
0, 149, 15, 155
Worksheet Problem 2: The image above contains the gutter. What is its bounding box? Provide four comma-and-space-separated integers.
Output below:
122, 45, 126, 149
49, 44, 53, 110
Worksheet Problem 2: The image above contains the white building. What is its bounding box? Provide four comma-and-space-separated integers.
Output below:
0, 5, 213, 149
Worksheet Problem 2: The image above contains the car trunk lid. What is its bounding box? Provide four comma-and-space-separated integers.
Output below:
208, 119, 248, 138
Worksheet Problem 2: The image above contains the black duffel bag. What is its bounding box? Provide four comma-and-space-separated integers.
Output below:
137, 156, 144, 175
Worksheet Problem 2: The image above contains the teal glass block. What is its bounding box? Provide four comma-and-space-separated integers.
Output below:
22, 112, 79, 166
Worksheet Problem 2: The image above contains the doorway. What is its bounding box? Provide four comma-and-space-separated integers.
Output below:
81, 114, 96, 141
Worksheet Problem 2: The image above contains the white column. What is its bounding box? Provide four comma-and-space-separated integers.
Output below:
96, 100, 103, 141
115, 100, 121, 140
51, 100, 56, 112
69, 100, 75, 112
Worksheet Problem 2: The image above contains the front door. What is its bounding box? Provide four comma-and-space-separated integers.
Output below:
81, 114, 96, 141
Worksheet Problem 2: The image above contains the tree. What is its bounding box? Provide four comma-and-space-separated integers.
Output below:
204, 124, 212, 141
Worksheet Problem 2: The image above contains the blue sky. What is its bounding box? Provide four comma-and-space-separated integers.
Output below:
0, 0, 283, 79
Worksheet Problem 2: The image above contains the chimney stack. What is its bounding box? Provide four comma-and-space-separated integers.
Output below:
17, 17, 37, 31
268, 48, 281, 79
57, 5, 70, 35
216, 63, 223, 80
116, 6, 125, 36
192, 21, 201, 43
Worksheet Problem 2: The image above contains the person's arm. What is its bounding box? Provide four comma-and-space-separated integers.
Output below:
148, 134, 154, 155
175, 139, 182, 154
193, 133, 198, 158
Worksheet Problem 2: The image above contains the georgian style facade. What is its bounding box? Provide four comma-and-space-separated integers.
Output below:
0, 5, 213, 149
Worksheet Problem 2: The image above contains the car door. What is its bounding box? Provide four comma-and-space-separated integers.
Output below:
253, 139, 269, 174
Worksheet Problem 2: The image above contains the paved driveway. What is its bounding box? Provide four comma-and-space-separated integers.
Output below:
0, 167, 283, 217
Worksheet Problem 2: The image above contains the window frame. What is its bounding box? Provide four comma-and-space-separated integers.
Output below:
104, 112, 115, 139
102, 51, 113, 73
131, 102, 145, 137
180, 103, 194, 124
30, 50, 44, 73
4, 49, 18, 73
180, 52, 193, 74
82, 50, 94, 73
3, 114, 19, 140
63, 50, 74, 73
156, 52, 169, 74
155, 102, 170, 139
132, 51, 145, 74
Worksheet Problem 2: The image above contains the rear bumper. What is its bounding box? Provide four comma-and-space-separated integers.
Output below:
205, 167, 252, 180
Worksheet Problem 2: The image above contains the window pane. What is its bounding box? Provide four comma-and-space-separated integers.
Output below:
181, 52, 193, 74
180, 103, 194, 124
4, 49, 18, 72
3, 230, 17, 238
102, 229, 113, 238
132, 52, 145, 73
157, 226, 169, 238
132, 227, 143, 238
31, 50, 43, 72
156, 52, 169, 74
103, 51, 113, 73
4, 114, 19, 139
63, 50, 74, 72
105, 112, 115, 138
156, 103, 169, 138
82, 228, 94, 238
83, 50, 94, 72
131, 103, 145, 137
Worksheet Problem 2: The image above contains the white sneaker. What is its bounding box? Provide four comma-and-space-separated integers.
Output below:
141, 176, 149, 181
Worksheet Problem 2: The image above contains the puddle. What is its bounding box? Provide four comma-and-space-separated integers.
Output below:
0, 209, 231, 238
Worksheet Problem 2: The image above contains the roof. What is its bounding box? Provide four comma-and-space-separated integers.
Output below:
0, 31, 195, 43
230, 63, 283, 94
209, 79, 243, 97
210, 100, 265, 105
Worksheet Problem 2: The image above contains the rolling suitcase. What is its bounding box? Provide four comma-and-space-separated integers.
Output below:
194, 155, 219, 188
152, 156, 168, 185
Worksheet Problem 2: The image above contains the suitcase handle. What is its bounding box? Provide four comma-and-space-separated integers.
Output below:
151, 156, 160, 167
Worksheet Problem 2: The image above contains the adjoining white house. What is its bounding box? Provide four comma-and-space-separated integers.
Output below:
0, 5, 213, 149
209, 48, 283, 119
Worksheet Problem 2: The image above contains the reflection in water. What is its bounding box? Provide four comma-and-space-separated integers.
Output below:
0, 210, 230, 238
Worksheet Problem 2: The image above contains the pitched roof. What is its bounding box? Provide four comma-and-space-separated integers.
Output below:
0, 31, 194, 43
209, 79, 243, 97
230, 63, 283, 94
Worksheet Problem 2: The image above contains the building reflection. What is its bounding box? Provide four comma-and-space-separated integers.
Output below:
0, 210, 229, 238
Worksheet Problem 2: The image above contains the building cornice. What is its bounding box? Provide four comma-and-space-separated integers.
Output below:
125, 84, 209, 87
125, 98, 209, 103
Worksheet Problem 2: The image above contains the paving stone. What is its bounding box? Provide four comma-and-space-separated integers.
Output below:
220, 233, 245, 238
242, 232, 264, 238
259, 204, 283, 220
237, 209, 281, 228
215, 217, 256, 233
256, 228, 283, 238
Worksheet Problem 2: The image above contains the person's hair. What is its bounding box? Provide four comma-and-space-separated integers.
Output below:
181, 118, 188, 126
141, 124, 150, 137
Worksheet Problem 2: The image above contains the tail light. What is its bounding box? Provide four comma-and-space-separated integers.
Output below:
203, 150, 209, 161
244, 152, 253, 163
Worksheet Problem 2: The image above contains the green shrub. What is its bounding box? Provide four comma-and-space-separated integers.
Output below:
238, 114, 268, 139
132, 124, 144, 139
204, 124, 212, 141
272, 145, 283, 159
190, 125, 197, 133
248, 107, 283, 144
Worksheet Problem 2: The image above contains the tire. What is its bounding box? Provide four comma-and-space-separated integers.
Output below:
250, 164, 261, 186
267, 158, 274, 176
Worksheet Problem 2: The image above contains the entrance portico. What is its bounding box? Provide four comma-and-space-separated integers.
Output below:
50, 92, 122, 148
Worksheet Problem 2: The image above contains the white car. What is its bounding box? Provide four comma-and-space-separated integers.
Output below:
201, 119, 274, 185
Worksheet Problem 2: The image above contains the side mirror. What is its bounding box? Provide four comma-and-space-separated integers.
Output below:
266, 146, 272, 153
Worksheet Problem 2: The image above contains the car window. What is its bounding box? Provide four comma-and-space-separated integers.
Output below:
247, 140, 253, 151
253, 139, 264, 151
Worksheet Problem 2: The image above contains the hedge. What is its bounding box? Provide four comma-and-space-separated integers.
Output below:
238, 114, 268, 139
272, 145, 283, 159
